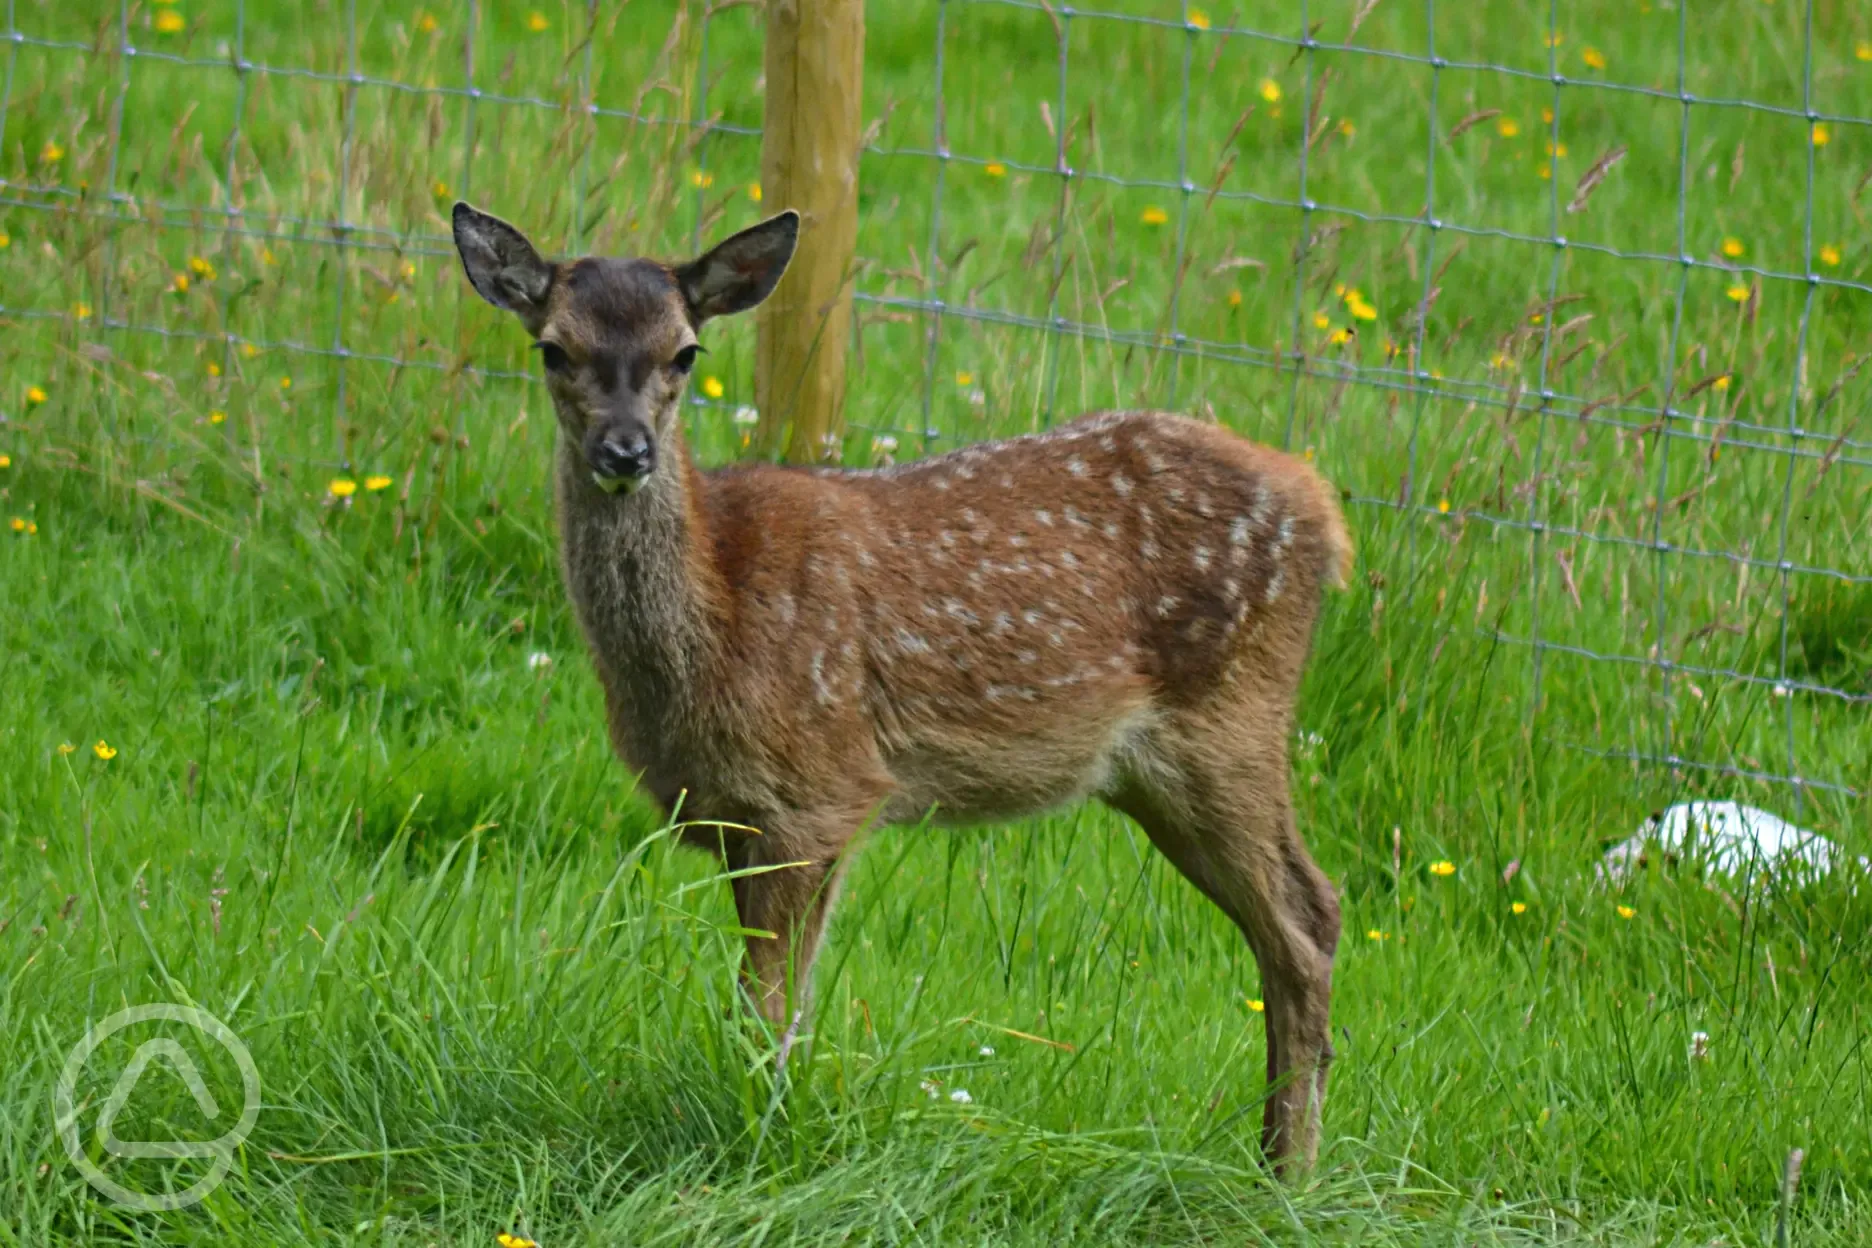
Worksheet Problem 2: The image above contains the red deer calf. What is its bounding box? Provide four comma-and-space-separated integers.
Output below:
453, 203, 1352, 1170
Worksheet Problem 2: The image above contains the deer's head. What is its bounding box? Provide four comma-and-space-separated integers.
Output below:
452, 202, 799, 495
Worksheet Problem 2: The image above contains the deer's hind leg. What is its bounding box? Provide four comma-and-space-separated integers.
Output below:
1104, 715, 1340, 1174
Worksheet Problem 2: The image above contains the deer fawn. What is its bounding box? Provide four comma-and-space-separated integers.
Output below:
453, 202, 1352, 1171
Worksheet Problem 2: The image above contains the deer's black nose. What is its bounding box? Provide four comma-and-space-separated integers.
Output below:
591, 432, 655, 482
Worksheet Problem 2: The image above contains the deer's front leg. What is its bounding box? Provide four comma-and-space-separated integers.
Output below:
729, 815, 859, 1061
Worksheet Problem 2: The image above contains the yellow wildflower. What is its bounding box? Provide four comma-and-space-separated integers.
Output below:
364, 474, 393, 491
1544, 31, 1564, 47
955, 371, 974, 386
1366, 929, 1389, 941
209, 409, 227, 424
26, 385, 47, 404
40, 140, 64, 163
93, 740, 118, 760
0, 230, 9, 248
1313, 312, 1330, 329
1226, 290, 1242, 308
1246, 997, 1264, 1012
1259, 79, 1281, 103
72, 302, 91, 321
1327, 327, 1354, 345
1713, 375, 1731, 391
417, 11, 438, 33
206, 361, 222, 377
1812, 122, 1830, 147
57, 743, 77, 755
985, 161, 1007, 178
1858, 41, 1872, 62
1436, 498, 1451, 514
1338, 119, 1356, 137
1140, 206, 1169, 226
747, 182, 763, 202
689, 170, 714, 189
1429, 860, 1456, 877
1545, 141, 1568, 158
1581, 46, 1606, 70
1725, 285, 1750, 302
188, 255, 216, 280
526, 11, 548, 32
279, 376, 292, 390
1721, 236, 1744, 258
1188, 9, 1211, 30
701, 376, 725, 399
170, 273, 189, 293
8, 517, 23, 533
432, 179, 450, 198
1538, 163, 1551, 180
1497, 117, 1520, 138
242, 342, 259, 358
1347, 295, 1377, 321
261, 247, 277, 265
0, 455, 9, 468
329, 477, 358, 498
1511, 901, 1528, 915
1541, 107, 1555, 123
1819, 243, 1841, 267
155, 9, 185, 33
1303, 446, 1316, 461
1616, 904, 1635, 920
497, 1234, 538, 1248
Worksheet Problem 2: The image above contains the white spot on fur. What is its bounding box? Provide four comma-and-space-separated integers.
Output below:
810, 649, 835, 706
1230, 516, 1252, 546
1193, 545, 1212, 572
1035, 508, 1054, 527
1009, 534, 1028, 549
896, 629, 932, 656
1155, 595, 1180, 618
1112, 474, 1133, 497
1067, 457, 1088, 476
991, 611, 1014, 635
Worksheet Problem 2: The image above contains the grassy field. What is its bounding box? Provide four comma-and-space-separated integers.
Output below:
4, 0, 1872, 1242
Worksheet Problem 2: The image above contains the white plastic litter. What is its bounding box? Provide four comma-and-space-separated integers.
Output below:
1598, 800, 1865, 885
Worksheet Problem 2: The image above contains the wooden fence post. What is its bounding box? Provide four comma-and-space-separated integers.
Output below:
755, 0, 864, 463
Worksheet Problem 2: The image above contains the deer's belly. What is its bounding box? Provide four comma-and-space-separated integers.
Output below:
879, 702, 1157, 825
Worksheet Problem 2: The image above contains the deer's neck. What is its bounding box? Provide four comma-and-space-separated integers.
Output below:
555, 429, 722, 731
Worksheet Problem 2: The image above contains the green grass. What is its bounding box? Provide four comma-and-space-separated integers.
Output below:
4, 0, 1872, 1242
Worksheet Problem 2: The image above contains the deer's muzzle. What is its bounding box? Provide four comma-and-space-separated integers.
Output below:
589, 429, 656, 494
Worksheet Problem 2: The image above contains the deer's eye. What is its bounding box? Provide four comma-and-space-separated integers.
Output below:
671, 344, 701, 375
536, 342, 570, 374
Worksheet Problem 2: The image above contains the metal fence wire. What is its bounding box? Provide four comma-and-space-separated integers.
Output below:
2, 1, 1868, 811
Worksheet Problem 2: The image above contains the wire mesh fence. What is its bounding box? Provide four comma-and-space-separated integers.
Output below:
2, 1, 1868, 812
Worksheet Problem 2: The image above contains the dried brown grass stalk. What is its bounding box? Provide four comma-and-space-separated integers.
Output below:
1566, 145, 1627, 214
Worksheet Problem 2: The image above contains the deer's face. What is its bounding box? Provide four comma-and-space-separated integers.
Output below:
451, 203, 799, 496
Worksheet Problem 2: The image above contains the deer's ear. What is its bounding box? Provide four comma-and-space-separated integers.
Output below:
676, 210, 800, 323
452, 202, 554, 316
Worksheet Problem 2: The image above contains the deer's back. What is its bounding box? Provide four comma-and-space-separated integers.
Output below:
694, 411, 1350, 823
